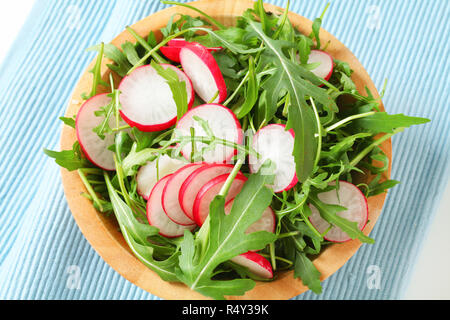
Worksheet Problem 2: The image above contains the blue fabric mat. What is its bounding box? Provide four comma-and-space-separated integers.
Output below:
0, 0, 448, 300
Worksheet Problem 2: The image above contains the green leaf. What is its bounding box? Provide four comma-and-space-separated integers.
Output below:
152, 61, 188, 120
247, 19, 336, 182
43, 142, 91, 171
104, 172, 179, 282
176, 168, 277, 299
88, 43, 132, 77
234, 56, 258, 119
59, 116, 76, 128
309, 193, 375, 244
294, 252, 322, 294
351, 112, 431, 133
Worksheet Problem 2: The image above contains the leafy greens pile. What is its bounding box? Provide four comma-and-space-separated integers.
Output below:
45, 0, 429, 299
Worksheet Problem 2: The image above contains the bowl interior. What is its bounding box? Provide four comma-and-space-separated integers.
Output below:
60, 0, 391, 300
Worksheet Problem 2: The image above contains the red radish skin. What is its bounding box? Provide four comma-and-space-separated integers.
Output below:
161, 40, 222, 63
175, 104, 243, 163
136, 154, 186, 200
308, 50, 334, 81
193, 173, 247, 226
118, 64, 193, 132
231, 252, 273, 279
76, 93, 116, 171
180, 43, 227, 103
249, 124, 298, 193
162, 163, 204, 226
309, 181, 369, 243
179, 164, 234, 220
224, 199, 276, 234
146, 175, 196, 238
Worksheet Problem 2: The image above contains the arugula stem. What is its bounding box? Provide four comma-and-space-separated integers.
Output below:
112, 125, 131, 132
78, 169, 104, 212
277, 231, 300, 239
207, 90, 220, 104
269, 242, 277, 271
349, 128, 402, 168
218, 159, 244, 197
128, 28, 198, 75
126, 26, 168, 64
161, 1, 226, 30
310, 98, 322, 168
325, 111, 376, 132
224, 71, 250, 106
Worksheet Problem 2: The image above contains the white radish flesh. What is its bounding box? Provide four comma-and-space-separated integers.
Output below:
179, 43, 227, 103
308, 50, 334, 81
76, 93, 116, 171
231, 252, 273, 279
175, 104, 243, 163
146, 175, 196, 238
162, 163, 204, 226
309, 181, 369, 243
179, 164, 234, 220
118, 64, 193, 132
193, 173, 247, 226
224, 199, 276, 234
249, 124, 298, 193
136, 154, 186, 200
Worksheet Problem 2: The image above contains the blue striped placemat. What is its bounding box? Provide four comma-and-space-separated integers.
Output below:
0, 0, 448, 300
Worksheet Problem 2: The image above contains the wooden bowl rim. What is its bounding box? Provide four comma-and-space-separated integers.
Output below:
60, 0, 392, 300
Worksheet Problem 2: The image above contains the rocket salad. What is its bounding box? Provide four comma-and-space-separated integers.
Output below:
45, 0, 429, 299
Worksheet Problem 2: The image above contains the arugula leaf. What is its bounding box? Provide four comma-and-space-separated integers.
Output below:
247, 19, 336, 182
88, 43, 132, 77
104, 172, 179, 281
152, 61, 188, 120
309, 193, 375, 244
82, 42, 109, 99
351, 112, 430, 133
294, 252, 322, 294
176, 169, 277, 299
43, 142, 91, 171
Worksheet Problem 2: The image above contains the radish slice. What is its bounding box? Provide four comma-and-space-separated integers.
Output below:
193, 173, 247, 226
76, 93, 116, 171
179, 164, 234, 220
118, 64, 193, 132
224, 199, 276, 234
180, 43, 227, 103
161, 40, 222, 63
162, 163, 204, 226
175, 104, 243, 163
308, 50, 334, 81
309, 181, 369, 243
136, 154, 186, 200
231, 252, 273, 279
249, 124, 298, 193
146, 175, 196, 238
168, 38, 223, 51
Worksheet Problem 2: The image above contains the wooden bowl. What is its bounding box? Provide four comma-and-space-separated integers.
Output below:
60, 0, 391, 300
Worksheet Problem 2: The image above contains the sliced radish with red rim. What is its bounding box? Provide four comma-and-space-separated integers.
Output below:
162, 163, 204, 226
76, 93, 116, 171
309, 181, 369, 243
179, 163, 234, 220
249, 124, 298, 193
224, 199, 276, 234
231, 252, 273, 279
175, 104, 243, 163
136, 154, 186, 200
168, 38, 223, 51
119, 64, 194, 132
308, 50, 334, 81
180, 43, 227, 103
193, 173, 247, 226
146, 175, 196, 238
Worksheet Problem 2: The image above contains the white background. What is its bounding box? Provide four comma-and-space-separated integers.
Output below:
0, 1, 448, 300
